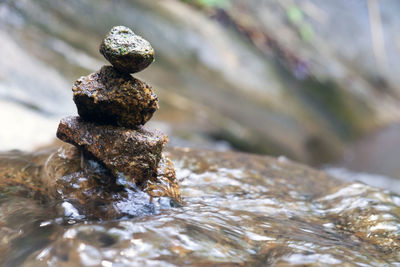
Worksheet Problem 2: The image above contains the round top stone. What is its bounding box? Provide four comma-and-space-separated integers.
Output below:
99, 26, 154, 74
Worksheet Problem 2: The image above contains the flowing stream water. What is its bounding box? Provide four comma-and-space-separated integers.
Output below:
0, 146, 399, 266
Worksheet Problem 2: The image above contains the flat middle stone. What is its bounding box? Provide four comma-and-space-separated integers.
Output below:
56, 116, 167, 183
72, 65, 158, 128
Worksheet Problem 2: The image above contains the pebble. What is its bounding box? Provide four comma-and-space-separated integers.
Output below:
99, 26, 154, 73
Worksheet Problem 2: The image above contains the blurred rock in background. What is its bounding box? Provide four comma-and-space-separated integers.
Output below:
1, 0, 400, 174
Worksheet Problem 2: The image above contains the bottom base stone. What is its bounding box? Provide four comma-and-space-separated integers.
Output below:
56, 116, 168, 184
45, 145, 181, 220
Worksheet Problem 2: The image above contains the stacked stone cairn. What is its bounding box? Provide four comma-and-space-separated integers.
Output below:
56, 26, 180, 202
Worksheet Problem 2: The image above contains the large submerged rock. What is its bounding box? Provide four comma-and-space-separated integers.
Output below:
0, 147, 399, 265
57, 116, 167, 183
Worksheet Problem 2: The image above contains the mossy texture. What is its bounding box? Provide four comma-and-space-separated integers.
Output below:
100, 26, 154, 73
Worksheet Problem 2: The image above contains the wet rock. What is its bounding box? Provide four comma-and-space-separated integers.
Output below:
56, 116, 167, 183
0, 145, 181, 221
144, 154, 181, 202
72, 65, 158, 127
52, 25, 179, 220
0, 146, 399, 265
0, 149, 50, 201
48, 145, 181, 219
100, 26, 154, 73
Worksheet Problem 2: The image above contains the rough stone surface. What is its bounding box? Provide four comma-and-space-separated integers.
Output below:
144, 155, 181, 202
0, 144, 181, 221
56, 116, 167, 183
50, 145, 180, 219
100, 26, 154, 73
72, 66, 158, 127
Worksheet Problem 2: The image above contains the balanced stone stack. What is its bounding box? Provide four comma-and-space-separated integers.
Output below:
56, 26, 178, 194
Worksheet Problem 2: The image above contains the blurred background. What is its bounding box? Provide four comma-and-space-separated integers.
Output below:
1, 0, 400, 191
